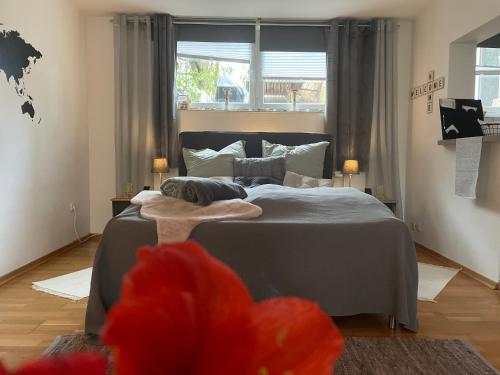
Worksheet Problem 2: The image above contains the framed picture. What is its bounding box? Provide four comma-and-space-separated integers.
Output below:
439, 99, 484, 139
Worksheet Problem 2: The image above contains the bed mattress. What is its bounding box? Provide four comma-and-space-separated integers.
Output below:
85, 186, 418, 334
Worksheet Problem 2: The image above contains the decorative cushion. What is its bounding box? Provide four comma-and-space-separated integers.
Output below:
283, 171, 333, 188
182, 140, 246, 177
262, 140, 329, 178
233, 156, 286, 182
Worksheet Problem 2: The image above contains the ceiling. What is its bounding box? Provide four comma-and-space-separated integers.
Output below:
74, 0, 431, 18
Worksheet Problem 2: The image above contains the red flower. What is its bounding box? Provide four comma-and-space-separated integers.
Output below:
0, 353, 106, 375
102, 241, 343, 375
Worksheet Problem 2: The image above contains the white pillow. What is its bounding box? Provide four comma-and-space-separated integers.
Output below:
262, 140, 329, 178
283, 171, 333, 188
182, 140, 246, 177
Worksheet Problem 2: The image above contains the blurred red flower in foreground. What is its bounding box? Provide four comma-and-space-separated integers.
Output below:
0, 353, 106, 375
102, 240, 343, 375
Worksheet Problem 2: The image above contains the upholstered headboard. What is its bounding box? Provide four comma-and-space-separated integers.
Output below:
178, 131, 334, 178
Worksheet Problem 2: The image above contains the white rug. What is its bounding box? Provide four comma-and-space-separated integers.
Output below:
31, 263, 459, 303
32, 268, 92, 301
418, 262, 460, 302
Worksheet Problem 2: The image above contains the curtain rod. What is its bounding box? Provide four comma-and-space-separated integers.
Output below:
110, 17, 378, 28
173, 20, 334, 27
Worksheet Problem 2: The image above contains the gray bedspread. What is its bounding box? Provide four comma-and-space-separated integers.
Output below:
85, 186, 418, 334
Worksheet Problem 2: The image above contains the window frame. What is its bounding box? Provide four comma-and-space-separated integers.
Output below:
175, 27, 327, 113
260, 77, 326, 112
475, 47, 500, 119
176, 42, 254, 111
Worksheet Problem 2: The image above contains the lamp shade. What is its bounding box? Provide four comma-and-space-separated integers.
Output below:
343, 160, 359, 175
152, 158, 168, 173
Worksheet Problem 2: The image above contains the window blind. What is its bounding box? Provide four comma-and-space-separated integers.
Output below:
177, 42, 252, 63
261, 51, 327, 80
478, 33, 500, 49
176, 24, 255, 43
260, 26, 326, 52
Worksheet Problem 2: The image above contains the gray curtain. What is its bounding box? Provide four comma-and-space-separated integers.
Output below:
114, 15, 155, 195
325, 19, 376, 171
367, 20, 401, 217
152, 15, 178, 167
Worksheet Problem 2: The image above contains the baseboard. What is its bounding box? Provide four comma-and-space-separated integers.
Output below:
0, 234, 98, 287
416, 242, 499, 290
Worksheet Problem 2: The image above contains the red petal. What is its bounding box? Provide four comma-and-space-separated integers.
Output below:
103, 242, 343, 375
104, 290, 257, 375
190, 311, 256, 375
103, 241, 257, 375
12, 353, 106, 375
249, 298, 344, 375
121, 241, 253, 319
102, 290, 197, 375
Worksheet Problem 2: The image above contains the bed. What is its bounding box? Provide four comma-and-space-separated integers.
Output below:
85, 131, 418, 334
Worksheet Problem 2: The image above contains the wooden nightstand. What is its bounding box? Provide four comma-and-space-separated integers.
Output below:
111, 197, 132, 217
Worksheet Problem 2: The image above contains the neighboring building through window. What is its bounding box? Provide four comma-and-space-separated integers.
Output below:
261, 51, 326, 110
475, 47, 500, 118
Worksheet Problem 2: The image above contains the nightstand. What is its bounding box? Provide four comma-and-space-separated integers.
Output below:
381, 200, 397, 214
364, 188, 397, 214
111, 197, 132, 217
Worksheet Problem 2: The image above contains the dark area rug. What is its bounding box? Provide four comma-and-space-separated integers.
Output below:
44, 335, 498, 375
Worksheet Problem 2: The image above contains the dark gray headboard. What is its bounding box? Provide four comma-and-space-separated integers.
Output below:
178, 131, 334, 178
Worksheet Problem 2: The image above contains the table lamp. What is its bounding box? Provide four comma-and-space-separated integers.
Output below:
343, 159, 359, 187
152, 158, 168, 187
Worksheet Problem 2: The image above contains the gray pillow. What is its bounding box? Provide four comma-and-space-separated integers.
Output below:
233, 156, 286, 182
183, 140, 246, 177
262, 140, 329, 178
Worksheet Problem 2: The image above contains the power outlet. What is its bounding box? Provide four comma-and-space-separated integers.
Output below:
69, 203, 76, 213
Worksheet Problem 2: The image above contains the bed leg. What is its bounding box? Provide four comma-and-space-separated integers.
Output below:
388, 315, 397, 330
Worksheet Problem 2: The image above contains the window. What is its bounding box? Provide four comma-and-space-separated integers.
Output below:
475, 47, 500, 118
261, 51, 326, 110
175, 23, 327, 112
176, 42, 252, 109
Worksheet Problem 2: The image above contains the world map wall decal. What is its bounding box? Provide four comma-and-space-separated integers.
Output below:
0, 24, 43, 124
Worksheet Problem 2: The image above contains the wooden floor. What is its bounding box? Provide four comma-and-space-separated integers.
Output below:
0, 239, 499, 371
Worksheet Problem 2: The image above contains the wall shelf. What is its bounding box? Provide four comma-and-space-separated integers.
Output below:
437, 135, 500, 145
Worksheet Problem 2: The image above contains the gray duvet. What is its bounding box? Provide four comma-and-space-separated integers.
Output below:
85, 186, 418, 334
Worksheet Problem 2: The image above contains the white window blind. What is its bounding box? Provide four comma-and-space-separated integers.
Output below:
177, 41, 252, 63
261, 51, 327, 80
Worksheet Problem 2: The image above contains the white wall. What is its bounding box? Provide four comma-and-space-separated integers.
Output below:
406, 0, 500, 282
0, 0, 89, 276
86, 17, 414, 233
178, 110, 325, 133
86, 17, 116, 233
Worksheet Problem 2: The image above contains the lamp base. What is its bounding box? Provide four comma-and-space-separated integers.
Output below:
343, 174, 353, 187
153, 173, 165, 190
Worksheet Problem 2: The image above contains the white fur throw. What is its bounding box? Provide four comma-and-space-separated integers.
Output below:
131, 191, 262, 244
